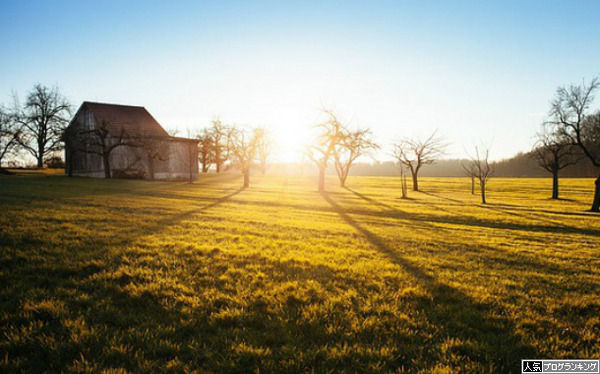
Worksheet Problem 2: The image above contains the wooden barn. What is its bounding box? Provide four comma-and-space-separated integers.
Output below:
65, 102, 199, 180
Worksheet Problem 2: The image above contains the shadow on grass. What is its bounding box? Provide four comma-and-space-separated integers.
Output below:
156, 186, 246, 225
208, 195, 600, 238
1, 176, 591, 372
486, 202, 599, 218
321, 191, 537, 372
550, 197, 577, 202
1, 228, 429, 373
343, 187, 441, 233
0, 183, 254, 372
0, 173, 244, 205
343, 186, 396, 210
419, 190, 464, 204
479, 203, 578, 231
421, 190, 598, 218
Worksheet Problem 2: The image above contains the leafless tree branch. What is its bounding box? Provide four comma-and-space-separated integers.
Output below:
392, 130, 447, 191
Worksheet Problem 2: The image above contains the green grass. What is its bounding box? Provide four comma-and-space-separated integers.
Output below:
1, 171, 599, 373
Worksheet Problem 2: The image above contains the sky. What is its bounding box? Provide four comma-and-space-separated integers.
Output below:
1, 0, 599, 162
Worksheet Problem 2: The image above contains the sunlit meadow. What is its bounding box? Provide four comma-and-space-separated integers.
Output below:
1, 171, 599, 373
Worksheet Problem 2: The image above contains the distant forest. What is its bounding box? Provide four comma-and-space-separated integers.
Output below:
351, 152, 598, 177
269, 152, 598, 177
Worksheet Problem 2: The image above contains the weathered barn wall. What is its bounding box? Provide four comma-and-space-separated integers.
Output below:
67, 105, 105, 177
151, 141, 199, 180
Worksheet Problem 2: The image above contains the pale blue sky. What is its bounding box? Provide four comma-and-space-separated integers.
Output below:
1, 0, 599, 161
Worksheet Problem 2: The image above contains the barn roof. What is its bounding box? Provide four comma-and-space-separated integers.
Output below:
80, 101, 170, 137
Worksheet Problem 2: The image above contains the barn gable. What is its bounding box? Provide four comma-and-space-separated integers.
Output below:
72, 101, 170, 137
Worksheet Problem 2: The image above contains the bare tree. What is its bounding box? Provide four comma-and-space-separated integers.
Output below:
468, 146, 493, 204
532, 124, 581, 199
14, 84, 71, 167
209, 119, 235, 173
231, 127, 260, 188
549, 78, 600, 211
393, 131, 446, 191
399, 164, 409, 198
0, 106, 21, 169
75, 120, 138, 179
333, 127, 378, 187
254, 127, 273, 175
305, 110, 344, 192
461, 162, 476, 195
197, 128, 214, 173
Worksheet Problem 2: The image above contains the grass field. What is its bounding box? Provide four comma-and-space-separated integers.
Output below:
1, 171, 599, 373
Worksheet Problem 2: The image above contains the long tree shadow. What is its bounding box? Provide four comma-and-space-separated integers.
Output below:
342, 187, 443, 233
480, 203, 577, 231
0, 183, 251, 371
420, 190, 598, 220
209, 196, 600, 238
321, 191, 537, 372
51, 174, 245, 205
419, 190, 464, 204
338, 190, 595, 272
0, 184, 247, 300
402, 194, 457, 215
157, 186, 246, 225
72, 185, 247, 249
485, 202, 599, 218
1, 245, 438, 373
343, 186, 396, 210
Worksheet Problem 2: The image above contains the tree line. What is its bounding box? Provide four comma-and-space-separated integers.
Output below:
195, 120, 272, 186
329, 156, 596, 178
303, 109, 494, 203
1, 77, 599, 211
294, 78, 600, 210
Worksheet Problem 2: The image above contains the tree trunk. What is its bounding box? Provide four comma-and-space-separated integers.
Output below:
103, 154, 111, 179
401, 173, 408, 199
243, 170, 250, 188
66, 149, 73, 177
216, 162, 221, 173
411, 170, 418, 191
37, 141, 44, 168
551, 170, 559, 199
591, 176, 600, 212
339, 173, 346, 187
480, 180, 486, 204
318, 167, 325, 192
471, 176, 474, 195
